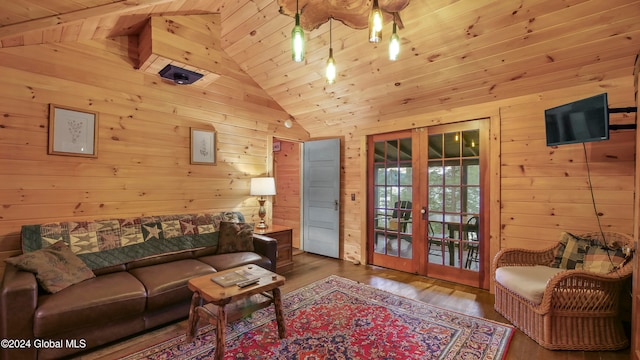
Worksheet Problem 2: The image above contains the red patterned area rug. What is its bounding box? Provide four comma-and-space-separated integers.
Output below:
122, 275, 514, 359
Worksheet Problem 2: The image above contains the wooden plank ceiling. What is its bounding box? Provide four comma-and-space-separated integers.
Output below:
1, 0, 639, 136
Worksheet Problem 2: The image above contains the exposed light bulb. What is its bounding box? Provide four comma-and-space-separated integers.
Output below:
389, 21, 400, 61
368, 0, 383, 43
326, 49, 336, 84
291, 13, 305, 62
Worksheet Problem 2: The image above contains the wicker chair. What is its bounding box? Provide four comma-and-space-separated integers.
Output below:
492, 231, 634, 351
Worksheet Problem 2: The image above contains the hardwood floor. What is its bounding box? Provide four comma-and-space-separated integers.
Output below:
78, 252, 631, 360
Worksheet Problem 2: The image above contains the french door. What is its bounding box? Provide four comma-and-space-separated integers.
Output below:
369, 130, 415, 273
367, 120, 489, 288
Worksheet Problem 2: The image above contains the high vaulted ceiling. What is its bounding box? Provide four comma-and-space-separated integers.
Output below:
1, 0, 639, 137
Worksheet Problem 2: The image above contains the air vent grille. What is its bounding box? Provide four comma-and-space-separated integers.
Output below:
158, 64, 204, 85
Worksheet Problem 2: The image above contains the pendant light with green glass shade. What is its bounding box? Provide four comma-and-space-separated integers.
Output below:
389, 14, 400, 61
368, 0, 383, 43
326, 18, 336, 84
291, 0, 305, 62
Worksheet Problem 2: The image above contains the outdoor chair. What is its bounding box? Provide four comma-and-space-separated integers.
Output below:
464, 216, 479, 269
374, 201, 412, 251
427, 221, 442, 255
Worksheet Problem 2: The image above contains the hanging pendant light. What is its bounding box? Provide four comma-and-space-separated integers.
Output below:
291, 0, 305, 62
388, 15, 400, 61
326, 49, 336, 84
326, 18, 336, 84
368, 0, 383, 43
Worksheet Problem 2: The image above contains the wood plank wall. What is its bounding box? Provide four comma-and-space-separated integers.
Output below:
632, 52, 639, 360
499, 88, 635, 248
0, 15, 636, 288
0, 31, 302, 276
319, 77, 636, 266
272, 139, 301, 248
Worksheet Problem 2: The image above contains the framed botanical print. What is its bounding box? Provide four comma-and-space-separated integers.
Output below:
48, 104, 99, 158
190, 128, 216, 165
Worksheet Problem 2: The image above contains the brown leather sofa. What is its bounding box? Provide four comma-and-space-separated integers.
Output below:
0, 212, 278, 360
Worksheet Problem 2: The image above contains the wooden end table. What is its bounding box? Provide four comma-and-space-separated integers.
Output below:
256, 225, 294, 274
185, 264, 286, 360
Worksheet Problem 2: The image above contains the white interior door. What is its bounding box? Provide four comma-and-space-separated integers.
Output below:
302, 138, 340, 258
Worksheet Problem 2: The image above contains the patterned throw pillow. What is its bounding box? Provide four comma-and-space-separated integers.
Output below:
551, 232, 589, 269
216, 221, 255, 254
583, 245, 628, 274
4, 240, 95, 293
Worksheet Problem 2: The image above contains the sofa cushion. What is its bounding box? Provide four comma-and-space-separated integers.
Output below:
33, 272, 146, 337
92, 263, 126, 276
127, 259, 215, 311
551, 232, 589, 269
5, 240, 95, 293
216, 221, 254, 254
198, 252, 271, 272
495, 265, 565, 304
126, 250, 194, 270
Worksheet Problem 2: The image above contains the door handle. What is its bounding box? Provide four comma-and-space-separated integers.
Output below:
335, 200, 339, 211
421, 207, 427, 220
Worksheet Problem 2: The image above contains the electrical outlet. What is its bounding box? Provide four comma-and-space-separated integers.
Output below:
351, 193, 355, 201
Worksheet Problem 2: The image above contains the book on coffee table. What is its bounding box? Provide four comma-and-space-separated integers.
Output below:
210, 267, 265, 287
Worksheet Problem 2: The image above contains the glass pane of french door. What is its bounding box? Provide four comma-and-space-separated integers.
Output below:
372, 137, 413, 259
427, 129, 480, 271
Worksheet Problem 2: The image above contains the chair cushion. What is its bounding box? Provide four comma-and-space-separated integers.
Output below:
5, 240, 95, 293
198, 252, 271, 272
495, 265, 565, 304
34, 272, 146, 337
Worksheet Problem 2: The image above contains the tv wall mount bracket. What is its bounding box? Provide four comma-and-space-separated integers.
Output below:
608, 107, 637, 130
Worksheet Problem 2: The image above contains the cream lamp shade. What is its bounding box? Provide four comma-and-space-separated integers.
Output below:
250, 177, 276, 196
250, 177, 276, 229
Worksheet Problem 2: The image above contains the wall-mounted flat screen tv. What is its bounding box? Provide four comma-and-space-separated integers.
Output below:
544, 93, 609, 146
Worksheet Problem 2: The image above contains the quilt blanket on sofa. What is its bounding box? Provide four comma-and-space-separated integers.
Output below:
20, 212, 243, 270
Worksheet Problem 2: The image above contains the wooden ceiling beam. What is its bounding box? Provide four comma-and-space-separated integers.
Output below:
0, 0, 177, 40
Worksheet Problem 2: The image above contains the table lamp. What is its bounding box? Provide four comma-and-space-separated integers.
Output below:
250, 177, 276, 229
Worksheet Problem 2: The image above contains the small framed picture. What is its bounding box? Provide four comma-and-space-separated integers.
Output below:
190, 128, 216, 165
48, 104, 99, 158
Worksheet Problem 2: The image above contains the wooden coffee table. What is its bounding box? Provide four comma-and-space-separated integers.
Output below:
185, 264, 286, 360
